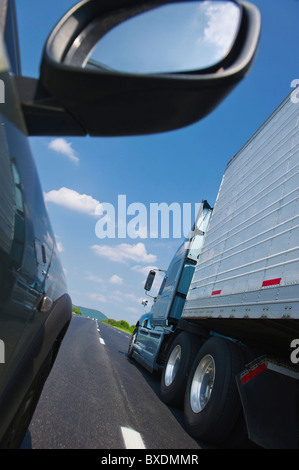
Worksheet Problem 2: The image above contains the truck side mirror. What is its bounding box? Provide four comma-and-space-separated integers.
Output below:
144, 270, 156, 292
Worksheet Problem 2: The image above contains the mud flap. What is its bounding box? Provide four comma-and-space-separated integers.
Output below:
236, 358, 299, 449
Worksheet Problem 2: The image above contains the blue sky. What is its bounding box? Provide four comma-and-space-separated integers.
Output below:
15, 0, 299, 325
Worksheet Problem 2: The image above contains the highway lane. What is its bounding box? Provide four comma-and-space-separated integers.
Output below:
21, 315, 202, 449
97, 322, 202, 449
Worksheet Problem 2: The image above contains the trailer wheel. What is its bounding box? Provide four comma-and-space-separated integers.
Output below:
161, 332, 200, 407
184, 336, 244, 444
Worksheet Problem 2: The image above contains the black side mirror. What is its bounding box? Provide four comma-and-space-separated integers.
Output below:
17, 0, 261, 137
144, 270, 156, 292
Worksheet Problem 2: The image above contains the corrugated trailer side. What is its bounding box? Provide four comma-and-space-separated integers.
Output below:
182, 92, 299, 351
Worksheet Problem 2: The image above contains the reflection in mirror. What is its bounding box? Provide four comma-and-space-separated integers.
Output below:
87, 1, 241, 74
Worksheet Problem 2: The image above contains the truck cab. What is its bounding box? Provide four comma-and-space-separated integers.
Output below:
128, 201, 212, 372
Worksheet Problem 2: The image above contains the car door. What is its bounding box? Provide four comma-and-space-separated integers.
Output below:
0, 1, 69, 447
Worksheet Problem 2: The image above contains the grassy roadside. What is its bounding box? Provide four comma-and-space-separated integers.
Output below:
101, 318, 135, 335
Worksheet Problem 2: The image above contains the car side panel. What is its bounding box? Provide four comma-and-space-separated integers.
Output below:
0, 33, 71, 446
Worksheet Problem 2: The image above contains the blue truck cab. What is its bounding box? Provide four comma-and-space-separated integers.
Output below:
128, 201, 212, 372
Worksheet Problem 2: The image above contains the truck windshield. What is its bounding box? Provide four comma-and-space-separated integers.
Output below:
188, 207, 212, 262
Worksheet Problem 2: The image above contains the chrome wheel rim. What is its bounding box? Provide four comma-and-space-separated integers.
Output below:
164, 345, 181, 386
190, 354, 215, 413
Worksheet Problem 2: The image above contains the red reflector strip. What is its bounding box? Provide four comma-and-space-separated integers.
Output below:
262, 278, 281, 287
241, 363, 267, 384
212, 290, 221, 296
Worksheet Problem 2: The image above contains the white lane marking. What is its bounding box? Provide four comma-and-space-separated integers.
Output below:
99, 337, 105, 345
121, 426, 146, 449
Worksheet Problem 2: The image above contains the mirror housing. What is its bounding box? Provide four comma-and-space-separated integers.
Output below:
17, 0, 261, 137
144, 270, 156, 292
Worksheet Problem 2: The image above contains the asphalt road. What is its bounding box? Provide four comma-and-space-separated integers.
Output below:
21, 315, 204, 450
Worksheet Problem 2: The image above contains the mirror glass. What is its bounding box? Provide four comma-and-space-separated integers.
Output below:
87, 1, 241, 74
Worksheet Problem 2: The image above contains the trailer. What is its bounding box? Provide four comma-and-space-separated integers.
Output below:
128, 91, 299, 448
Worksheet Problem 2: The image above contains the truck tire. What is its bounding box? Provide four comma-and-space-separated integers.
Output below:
183, 336, 244, 444
161, 332, 201, 407
127, 328, 138, 359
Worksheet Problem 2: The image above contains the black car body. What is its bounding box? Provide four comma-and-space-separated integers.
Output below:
0, 0, 72, 448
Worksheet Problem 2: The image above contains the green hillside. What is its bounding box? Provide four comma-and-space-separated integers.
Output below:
72, 305, 107, 322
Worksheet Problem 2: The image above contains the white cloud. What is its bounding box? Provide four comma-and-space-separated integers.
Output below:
91, 242, 157, 264
44, 187, 101, 217
48, 138, 79, 164
87, 275, 104, 284
56, 241, 64, 253
107, 290, 124, 303
124, 292, 141, 303
87, 292, 107, 303
201, 3, 240, 56
109, 274, 123, 285
126, 306, 140, 314
131, 265, 158, 276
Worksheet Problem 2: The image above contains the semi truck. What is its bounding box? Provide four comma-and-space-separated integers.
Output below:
128, 90, 299, 449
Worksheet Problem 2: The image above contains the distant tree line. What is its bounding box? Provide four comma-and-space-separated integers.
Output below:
72, 306, 82, 316
102, 318, 135, 334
